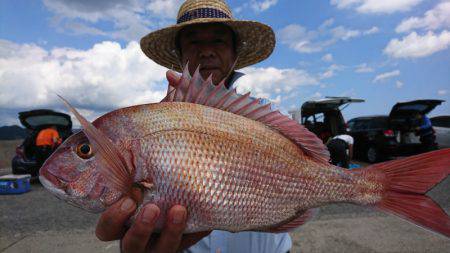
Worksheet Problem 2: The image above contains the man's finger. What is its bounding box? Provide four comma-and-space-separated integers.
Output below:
95, 197, 136, 241
121, 204, 160, 253
166, 70, 181, 87
151, 205, 187, 253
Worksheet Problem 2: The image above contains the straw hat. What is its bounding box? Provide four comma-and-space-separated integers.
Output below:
140, 0, 275, 72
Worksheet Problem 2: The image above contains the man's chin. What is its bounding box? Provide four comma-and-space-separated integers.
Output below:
200, 70, 224, 84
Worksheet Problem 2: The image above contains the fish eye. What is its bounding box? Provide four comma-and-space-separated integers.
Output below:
76, 143, 93, 159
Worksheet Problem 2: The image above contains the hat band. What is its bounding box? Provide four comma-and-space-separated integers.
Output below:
177, 8, 231, 24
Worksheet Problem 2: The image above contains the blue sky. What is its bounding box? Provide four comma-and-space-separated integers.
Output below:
0, 0, 449, 127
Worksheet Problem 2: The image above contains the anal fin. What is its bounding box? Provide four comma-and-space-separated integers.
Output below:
262, 208, 318, 233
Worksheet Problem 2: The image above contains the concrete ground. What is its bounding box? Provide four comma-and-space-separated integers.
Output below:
1, 167, 449, 253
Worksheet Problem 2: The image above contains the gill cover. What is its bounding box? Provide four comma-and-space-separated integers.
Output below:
59, 95, 133, 194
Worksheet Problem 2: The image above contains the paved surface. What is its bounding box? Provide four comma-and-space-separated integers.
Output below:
1, 167, 449, 253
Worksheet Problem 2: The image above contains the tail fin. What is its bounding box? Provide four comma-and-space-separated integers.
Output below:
366, 148, 450, 237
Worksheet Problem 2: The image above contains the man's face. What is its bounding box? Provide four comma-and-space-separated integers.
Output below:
178, 23, 237, 85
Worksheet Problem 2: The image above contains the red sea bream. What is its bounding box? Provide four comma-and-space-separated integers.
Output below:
39, 66, 450, 236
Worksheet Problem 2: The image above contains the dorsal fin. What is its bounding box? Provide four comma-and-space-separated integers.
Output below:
164, 65, 330, 164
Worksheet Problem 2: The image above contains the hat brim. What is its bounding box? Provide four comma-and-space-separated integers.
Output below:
140, 18, 275, 72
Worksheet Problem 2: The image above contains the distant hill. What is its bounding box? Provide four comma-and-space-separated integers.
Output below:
0, 125, 27, 140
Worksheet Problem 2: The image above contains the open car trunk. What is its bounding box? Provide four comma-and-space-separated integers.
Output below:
18, 109, 73, 159
300, 97, 364, 142
301, 97, 365, 118
389, 99, 444, 132
19, 109, 72, 131
388, 100, 444, 154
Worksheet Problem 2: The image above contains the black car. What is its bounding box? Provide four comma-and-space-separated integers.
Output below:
347, 116, 398, 163
12, 109, 73, 178
290, 97, 364, 143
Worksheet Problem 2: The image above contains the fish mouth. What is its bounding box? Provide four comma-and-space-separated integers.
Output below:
39, 176, 68, 201
39, 169, 68, 200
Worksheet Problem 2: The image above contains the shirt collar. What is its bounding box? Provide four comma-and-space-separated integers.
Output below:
227, 71, 245, 89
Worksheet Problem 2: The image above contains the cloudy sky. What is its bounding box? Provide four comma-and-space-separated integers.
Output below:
1, 0, 449, 127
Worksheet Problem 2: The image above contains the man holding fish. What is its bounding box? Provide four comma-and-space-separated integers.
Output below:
96, 0, 291, 252
38, 0, 449, 253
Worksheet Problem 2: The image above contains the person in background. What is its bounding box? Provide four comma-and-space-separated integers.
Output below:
326, 134, 354, 168
415, 113, 437, 152
35, 126, 62, 164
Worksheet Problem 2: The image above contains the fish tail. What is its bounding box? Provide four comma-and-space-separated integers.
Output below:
364, 148, 450, 237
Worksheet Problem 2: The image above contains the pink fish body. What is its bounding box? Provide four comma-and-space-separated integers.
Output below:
40, 66, 450, 236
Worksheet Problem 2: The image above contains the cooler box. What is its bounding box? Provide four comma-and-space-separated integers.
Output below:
349, 163, 361, 170
0, 174, 31, 194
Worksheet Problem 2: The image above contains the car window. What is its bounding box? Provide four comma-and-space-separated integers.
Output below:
396, 104, 429, 112
352, 120, 369, 131
347, 120, 355, 130
25, 115, 71, 128
368, 118, 388, 129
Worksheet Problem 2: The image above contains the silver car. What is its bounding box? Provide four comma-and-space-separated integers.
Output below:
431, 116, 450, 148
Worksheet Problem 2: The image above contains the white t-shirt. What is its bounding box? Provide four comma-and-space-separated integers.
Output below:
184, 231, 292, 253
333, 134, 354, 145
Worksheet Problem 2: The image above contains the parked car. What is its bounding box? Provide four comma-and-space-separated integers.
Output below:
347, 99, 445, 163
12, 109, 73, 178
431, 115, 450, 148
346, 116, 398, 163
293, 97, 364, 143
389, 99, 444, 155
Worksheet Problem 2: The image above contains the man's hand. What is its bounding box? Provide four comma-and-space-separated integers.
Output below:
95, 197, 211, 253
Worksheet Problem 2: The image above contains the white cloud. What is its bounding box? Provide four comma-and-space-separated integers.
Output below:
396, 80, 404, 88
63, 21, 107, 36
338, 88, 357, 98
235, 0, 278, 14
363, 26, 380, 35
331, 26, 361, 40
438, 89, 448, 95
355, 63, 374, 73
0, 39, 167, 122
373, 70, 400, 83
320, 64, 344, 79
331, 0, 424, 14
278, 24, 322, 53
330, 0, 361, 9
320, 18, 335, 29
146, 0, 184, 18
233, 67, 319, 100
320, 70, 334, 79
279, 22, 377, 53
322, 53, 333, 62
384, 30, 450, 58
251, 0, 278, 12
42, 0, 183, 41
396, 1, 450, 33
310, 92, 323, 100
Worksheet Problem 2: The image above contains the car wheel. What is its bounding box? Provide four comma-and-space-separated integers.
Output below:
366, 146, 379, 163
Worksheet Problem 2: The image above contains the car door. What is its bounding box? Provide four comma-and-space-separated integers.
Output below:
348, 119, 369, 155
366, 120, 380, 144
